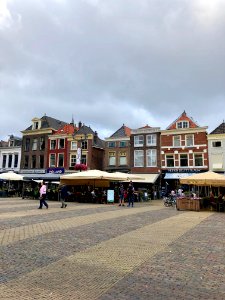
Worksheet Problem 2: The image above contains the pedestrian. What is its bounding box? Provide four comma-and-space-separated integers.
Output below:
118, 183, 125, 206
60, 185, 68, 208
38, 181, 48, 209
127, 181, 134, 207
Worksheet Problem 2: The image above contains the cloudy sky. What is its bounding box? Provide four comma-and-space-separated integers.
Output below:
0, 0, 225, 140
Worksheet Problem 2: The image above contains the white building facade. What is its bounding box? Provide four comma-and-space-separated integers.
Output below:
0, 136, 22, 173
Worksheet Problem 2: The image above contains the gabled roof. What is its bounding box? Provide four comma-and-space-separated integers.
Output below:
210, 122, 225, 134
75, 125, 105, 149
166, 110, 199, 130
25, 115, 67, 131
0, 140, 8, 147
109, 124, 131, 138
138, 125, 152, 129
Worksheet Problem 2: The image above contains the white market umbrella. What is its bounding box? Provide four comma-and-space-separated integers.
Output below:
0, 171, 23, 181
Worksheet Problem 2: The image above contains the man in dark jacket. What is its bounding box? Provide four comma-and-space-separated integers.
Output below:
127, 181, 134, 207
60, 185, 68, 208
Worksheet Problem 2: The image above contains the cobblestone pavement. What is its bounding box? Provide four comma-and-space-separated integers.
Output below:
0, 198, 224, 299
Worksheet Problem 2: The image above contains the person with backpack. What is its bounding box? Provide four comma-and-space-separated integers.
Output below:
127, 181, 134, 207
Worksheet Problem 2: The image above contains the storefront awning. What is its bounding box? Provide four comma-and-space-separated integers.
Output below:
164, 173, 196, 180
22, 173, 61, 181
125, 173, 160, 183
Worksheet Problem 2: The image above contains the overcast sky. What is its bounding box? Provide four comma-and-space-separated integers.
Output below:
0, 0, 225, 141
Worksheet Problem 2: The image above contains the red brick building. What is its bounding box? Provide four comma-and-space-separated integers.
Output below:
161, 111, 208, 190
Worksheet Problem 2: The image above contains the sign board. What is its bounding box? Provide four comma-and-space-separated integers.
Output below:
107, 190, 114, 203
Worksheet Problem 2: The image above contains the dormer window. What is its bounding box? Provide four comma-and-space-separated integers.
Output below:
32, 119, 41, 130
176, 121, 189, 129
9, 140, 14, 147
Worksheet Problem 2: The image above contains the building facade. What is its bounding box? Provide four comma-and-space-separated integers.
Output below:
0, 135, 22, 173
161, 111, 208, 190
104, 124, 131, 173
208, 122, 225, 174
20, 116, 66, 177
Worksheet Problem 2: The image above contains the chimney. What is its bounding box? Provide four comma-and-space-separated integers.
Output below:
78, 121, 82, 129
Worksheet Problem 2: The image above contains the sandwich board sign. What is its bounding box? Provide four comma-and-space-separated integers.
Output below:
107, 190, 114, 203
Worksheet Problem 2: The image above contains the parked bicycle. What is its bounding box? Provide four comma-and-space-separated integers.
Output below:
163, 196, 176, 208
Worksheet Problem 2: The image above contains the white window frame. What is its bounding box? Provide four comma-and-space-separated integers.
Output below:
71, 141, 77, 150
166, 155, 175, 167
134, 135, 144, 147
176, 121, 189, 129
194, 153, 203, 167
134, 150, 144, 167
146, 149, 157, 167
119, 152, 127, 165
70, 154, 77, 167
173, 136, 181, 147
179, 153, 188, 167
58, 153, 64, 167
212, 141, 222, 148
50, 154, 56, 167
186, 134, 194, 147
58, 138, 65, 149
146, 134, 156, 146
50, 140, 57, 150
109, 152, 116, 166
32, 138, 38, 150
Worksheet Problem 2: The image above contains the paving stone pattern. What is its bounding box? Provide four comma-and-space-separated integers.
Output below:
1, 198, 224, 299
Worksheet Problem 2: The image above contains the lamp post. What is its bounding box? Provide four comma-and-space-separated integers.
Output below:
75, 134, 88, 171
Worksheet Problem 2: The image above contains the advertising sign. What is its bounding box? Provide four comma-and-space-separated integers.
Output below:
107, 190, 114, 203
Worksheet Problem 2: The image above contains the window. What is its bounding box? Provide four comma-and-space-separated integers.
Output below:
33, 121, 39, 129
186, 135, 194, 147
81, 140, 88, 150
195, 154, 203, 166
71, 141, 77, 150
9, 140, 14, 147
134, 135, 144, 147
177, 121, 189, 128
146, 134, 156, 146
24, 155, 29, 168
40, 137, 45, 150
32, 155, 36, 168
59, 139, 65, 149
32, 138, 38, 150
173, 136, 181, 147
108, 141, 115, 148
180, 154, 188, 167
166, 155, 174, 167
119, 141, 127, 148
81, 155, 87, 165
119, 152, 127, 165
58, 154, 64, 167
40, 155, 44, 168
134, 150, 144, 167
212, 141, 221, 147
8, 155, 12, 168
50, 154, 56, 167
14, 154, 18, 168
25, 138, 30, 151
50, 140, 56, 150
147, 149, 157, 167
2, 155, 6, 168
109, 152, 116, 166
70, 155, 77, 167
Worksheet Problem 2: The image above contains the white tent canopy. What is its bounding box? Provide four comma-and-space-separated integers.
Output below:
0, 171, 23, 181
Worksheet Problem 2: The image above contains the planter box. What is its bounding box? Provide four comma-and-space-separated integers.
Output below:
176, 198, 200, 212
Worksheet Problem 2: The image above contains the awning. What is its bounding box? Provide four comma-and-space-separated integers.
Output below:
22, 173, 61, 181
164, 173, 196, 180
124, 173, 160, 183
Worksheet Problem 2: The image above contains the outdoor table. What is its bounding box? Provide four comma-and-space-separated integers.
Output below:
176, 197, 201, 212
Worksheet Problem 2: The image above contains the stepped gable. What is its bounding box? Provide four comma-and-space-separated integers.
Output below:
110, 124, 131, 138
210, 122, 225, 134
54, 124, 77, 135
166, 110, 199, 130
25, 115, 67, 131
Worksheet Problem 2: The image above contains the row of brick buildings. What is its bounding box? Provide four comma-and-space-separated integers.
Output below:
1, 111, 225, 191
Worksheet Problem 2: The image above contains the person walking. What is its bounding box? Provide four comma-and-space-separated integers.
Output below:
127, 181, 134, 207
38, 181, 48, 209
60, 185, 68, 208
118, 183, 125, 206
